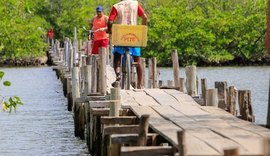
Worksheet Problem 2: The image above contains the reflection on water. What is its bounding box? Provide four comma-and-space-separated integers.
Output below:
0, 67, 90, 156
158, 66, 270, 125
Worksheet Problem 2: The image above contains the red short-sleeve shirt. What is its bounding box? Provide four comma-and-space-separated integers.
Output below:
108, 4, 145, 21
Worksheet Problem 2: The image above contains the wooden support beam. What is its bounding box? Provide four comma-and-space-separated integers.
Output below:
104, 125, 140, 135
111, 133, 158, 145
100, 116, 138, 125
177, 130, 186, 156
137, 114, 150, 146
224, 148, 239, 156
121, 146, 174, 156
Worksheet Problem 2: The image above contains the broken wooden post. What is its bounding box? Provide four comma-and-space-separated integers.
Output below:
186, 66, 197, 97
205, 88, 218, 107
137, 114, 150, 146
179, 78, 185, 92
215, 81, 228, 110
98, 47, 107, 95
224, 148, 239, 156
172, 49, 180, 89
227, 86, 237, 116
177, 130, 186, 156
238, 90, 255, 122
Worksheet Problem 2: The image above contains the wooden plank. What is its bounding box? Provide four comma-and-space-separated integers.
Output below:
89, 101, 110, 108
110, 133, 158, 145
100, 116, 138, 125
126, 90, 160, 106
163, 89, 198, 106
130, 106, 220, 155
103, 125, 140, 135
144, 89, 180, 106
121, 146, 174, 156
121, 90, 140, 108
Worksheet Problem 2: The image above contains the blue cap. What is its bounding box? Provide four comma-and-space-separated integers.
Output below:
96, 6, 103, 12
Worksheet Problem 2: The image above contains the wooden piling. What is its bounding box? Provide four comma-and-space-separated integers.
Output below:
215, 81, 228, 110
137, 114, 150, 146
148, 58, 153, 88
201, 78, 207, 105
167, 80, 174, 87
264, 138, 270, 156
171, 49, 180, 89
238, 90, 254, 122
91, 56, 98, 93
72, 67, 81, 137
179, 78, 185, 92
227, 86, 237, 116
224, 148, 239, 156
141, 58, 146, 88
185, 66, 197, 97
267, 75, 270, 128
152, 57, 158, 88
177, 130, 186, 156
205, 88, 218, 107
98, 48, 107, 95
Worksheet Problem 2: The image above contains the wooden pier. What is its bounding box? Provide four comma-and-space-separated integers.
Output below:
48, 34, 270, 156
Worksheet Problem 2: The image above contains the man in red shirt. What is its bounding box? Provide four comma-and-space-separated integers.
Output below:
107, 0, 147, 89
90, 6, 108, 55
47, 28, 54, 46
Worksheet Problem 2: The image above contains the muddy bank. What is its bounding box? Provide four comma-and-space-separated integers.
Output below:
0, 56, 48, 67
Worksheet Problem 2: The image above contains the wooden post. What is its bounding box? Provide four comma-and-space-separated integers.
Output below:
152, 57, 158, 88
109, 87, 121, 156
179, 78, 185, 92
264, 138, 270, 156
148, 58, 153, 88
98, 48, 107, 95
159, 80, 163, 87
177, 130, 186, 156
205, 88, 218, 107
224, 148, 239, 156
172, 49, 180, 89
86, 65, 92, 96
186, 66, 197, 96
72, 67, 80, 110
167, 80, 174, 87
238, 90, 255, 122
141, 58, 146, 88
91, 56, 98, 93
137, 114, 150, 146
227, 86, 237, 116
267, 75, 270, 128
215, 81, 228, 110
201, 78, 207, 105
68, 41, 74, 70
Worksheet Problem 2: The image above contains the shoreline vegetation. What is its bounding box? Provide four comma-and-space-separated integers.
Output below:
0, 0, 268, 67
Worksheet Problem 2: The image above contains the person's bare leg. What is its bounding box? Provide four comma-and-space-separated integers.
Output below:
113, 52, 121, 81
133, 56, 143, 89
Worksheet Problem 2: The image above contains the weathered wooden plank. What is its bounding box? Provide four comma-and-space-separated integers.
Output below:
100, 116, 138, 125
110, 133, 158, 145
126, 90, 160, 106
130, 106, 220, 155
103, 125, 140, 135
120, 90, 140, 108
121, 146, 174, 156
144, 89, 180, 106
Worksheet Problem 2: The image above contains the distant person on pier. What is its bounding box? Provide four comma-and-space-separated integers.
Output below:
89, 6, 108, 55
47, 27, 54, 46
107, 0, 148, 89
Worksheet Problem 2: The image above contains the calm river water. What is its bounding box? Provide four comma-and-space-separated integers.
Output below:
157, 66, 270, 125
0, 67, 90, 156
0, 66, 269, 155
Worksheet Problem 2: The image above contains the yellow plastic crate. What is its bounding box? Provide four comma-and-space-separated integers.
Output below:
111, 24, 148, 47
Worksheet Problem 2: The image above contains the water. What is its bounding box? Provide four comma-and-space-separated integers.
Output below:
157, 66, 270, 125
0, 67, 90, 156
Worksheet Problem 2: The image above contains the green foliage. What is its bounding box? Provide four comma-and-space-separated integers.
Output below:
0, 0, 268, 66
0, 0, 48, 60
144, 0, 267, 66
0, 71, 23, 113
